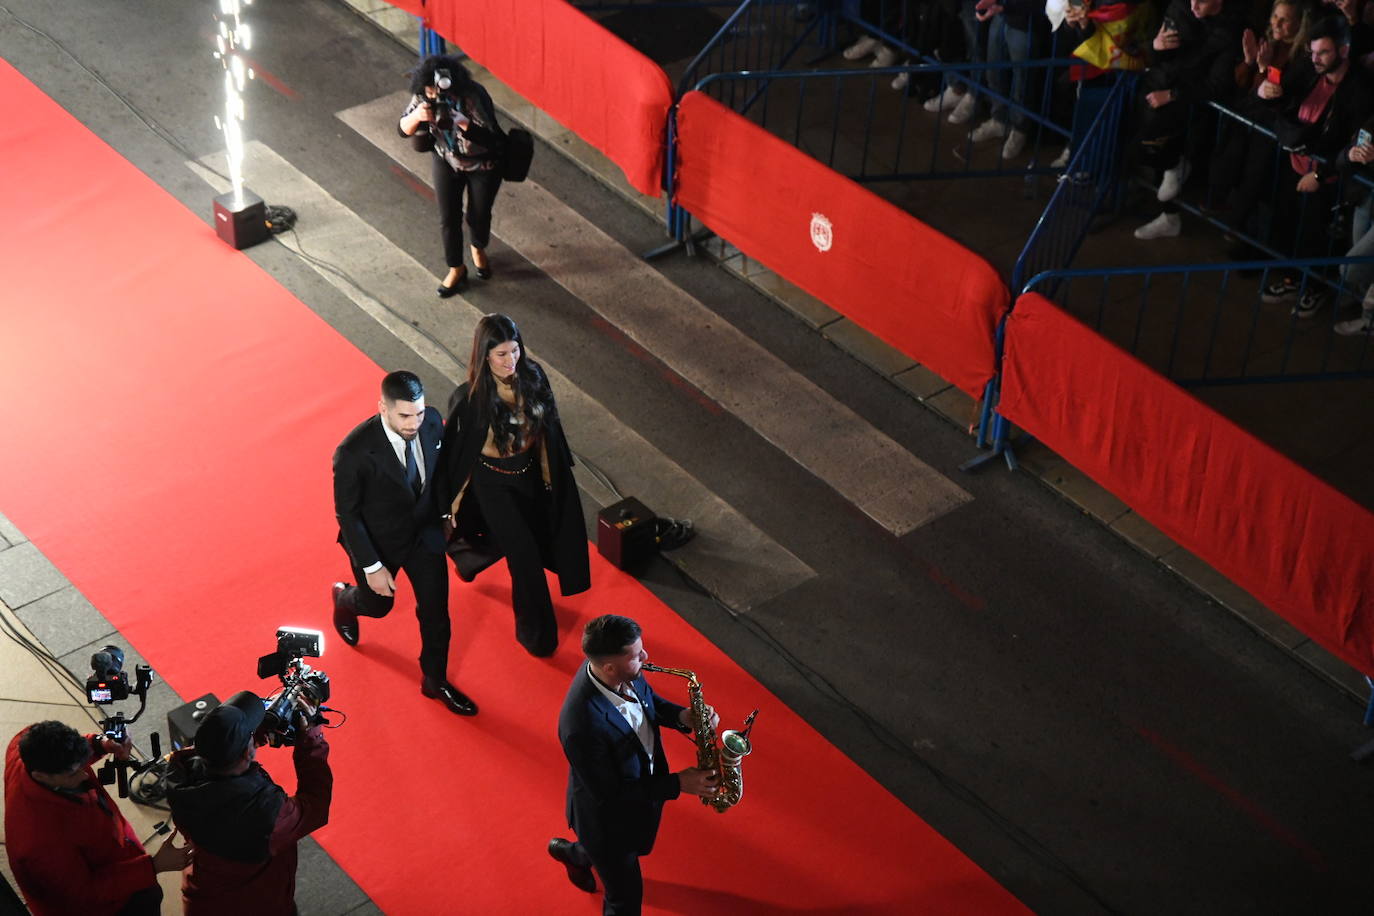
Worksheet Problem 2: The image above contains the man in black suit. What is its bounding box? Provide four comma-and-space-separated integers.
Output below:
331, 370, 477, 716
550, 614, 718, 914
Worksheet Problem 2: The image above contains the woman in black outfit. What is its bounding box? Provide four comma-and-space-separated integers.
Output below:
399, 55, 502, 297
438, 314, 590, 657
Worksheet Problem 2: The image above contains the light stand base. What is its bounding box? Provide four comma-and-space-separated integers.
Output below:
213, 189, 269, 250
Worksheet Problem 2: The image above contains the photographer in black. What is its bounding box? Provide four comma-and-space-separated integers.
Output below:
166, 690, 332, 916
4, 720, 189, 915
399, 55, 506, 297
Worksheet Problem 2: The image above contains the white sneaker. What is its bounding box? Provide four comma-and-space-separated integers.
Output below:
1133, 212, 1182, 240
1157, 158, 1191, 203
1050, 147, 1071, 168
892, 71, 910, 90
969, 118, 1008, 143
948, 92, 976, 125
871, 45, 897, 68
843, 35, 880, 60
1002, 129, 1027, 159
1335, 314, 1374, 335
923, 85, 960, 112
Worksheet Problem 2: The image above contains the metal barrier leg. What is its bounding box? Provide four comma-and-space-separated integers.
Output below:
1355, 677, 1374, 761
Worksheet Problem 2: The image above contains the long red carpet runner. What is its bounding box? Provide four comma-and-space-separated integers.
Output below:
0, 59, 1027, 914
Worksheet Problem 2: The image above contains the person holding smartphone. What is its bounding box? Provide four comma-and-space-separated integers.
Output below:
1132, 0, 1246, 241
1207, 0, 1307, 249
399, 55, 505, 297
1328, 117, 1374, 333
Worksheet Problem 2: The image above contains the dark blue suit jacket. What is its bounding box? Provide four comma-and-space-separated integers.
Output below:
558, 665, 689, 858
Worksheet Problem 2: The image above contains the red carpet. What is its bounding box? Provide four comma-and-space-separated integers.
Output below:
0, 58, 1028, 914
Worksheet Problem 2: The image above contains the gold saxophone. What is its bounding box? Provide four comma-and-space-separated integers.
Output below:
641, 662, 757, 813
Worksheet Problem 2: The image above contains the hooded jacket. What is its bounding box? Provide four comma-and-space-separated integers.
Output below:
3, 729, 156, 916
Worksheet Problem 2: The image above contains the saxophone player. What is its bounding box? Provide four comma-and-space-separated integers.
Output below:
550, 614, 719, 915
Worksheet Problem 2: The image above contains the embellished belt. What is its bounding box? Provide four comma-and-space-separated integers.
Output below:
478, 454, 533, 476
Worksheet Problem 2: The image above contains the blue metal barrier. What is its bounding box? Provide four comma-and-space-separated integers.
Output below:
1010, 71, 1135, 295
1022, 257, 1374, 385
574, 1, 739, 7
688, 60, 1074, 182
678, 0, 832, 97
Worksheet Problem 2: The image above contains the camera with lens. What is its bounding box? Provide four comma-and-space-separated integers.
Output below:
256, 627, 330, 748
411, 68, 456, 154
85, 645, 160, 797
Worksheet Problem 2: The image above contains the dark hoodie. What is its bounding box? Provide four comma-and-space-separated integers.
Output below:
167, 725, 331, 916
1144, 0, 1247, 104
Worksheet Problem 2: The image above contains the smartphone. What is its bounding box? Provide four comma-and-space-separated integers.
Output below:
1163, 17, 1177, 31
1360, 128, 1373, 148
1266, 66, 1282, 85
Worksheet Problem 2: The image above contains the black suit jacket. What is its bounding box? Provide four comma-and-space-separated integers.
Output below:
333, 408, 445, 570
558, 666, 689, 858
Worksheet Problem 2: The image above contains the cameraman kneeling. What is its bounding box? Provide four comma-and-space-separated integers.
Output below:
168, 691, 332, 915
4, 720, 188, 915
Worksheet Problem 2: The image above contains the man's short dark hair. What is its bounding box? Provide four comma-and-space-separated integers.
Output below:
18, 721, 89, 775
582, 615, 642, 660
1309, 14, 1351, 48
381, 370, 424, 404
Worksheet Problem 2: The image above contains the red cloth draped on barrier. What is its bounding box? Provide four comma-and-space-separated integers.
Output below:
674, 91, 1009, 396
424, 0, 672, 196
1000, 294, 1374, 673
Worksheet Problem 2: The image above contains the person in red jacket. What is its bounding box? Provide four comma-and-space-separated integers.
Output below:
4, 721, 189, 915
166, 689, 332, 916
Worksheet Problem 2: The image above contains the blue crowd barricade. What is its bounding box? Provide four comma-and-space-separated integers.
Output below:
1010, 70, 1135, 295
573, 0, 741, 8
1020, 257, 1374, 386
678, 0, 832, 98
687, 59, 1075, 184
1164, 100, 1374, 267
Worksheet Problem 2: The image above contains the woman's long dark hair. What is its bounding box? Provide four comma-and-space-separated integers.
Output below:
467, 314, 555, 454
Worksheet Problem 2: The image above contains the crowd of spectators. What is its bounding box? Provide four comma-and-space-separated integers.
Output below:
840, 0, 1374, 334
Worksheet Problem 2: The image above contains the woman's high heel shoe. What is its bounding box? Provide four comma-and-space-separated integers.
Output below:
437, 267, 469, 298
471, 246, 492, 280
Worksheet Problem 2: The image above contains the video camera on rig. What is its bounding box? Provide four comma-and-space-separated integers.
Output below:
85, 645, 160, 797
410, 67, 456, 154
256, 627, 330, 748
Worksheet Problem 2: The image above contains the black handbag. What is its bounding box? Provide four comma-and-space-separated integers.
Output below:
503, 128, 534, 182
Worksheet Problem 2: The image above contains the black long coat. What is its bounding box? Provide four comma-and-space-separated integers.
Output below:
435, 375, 590, 596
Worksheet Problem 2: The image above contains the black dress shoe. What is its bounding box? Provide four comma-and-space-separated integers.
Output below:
547, 838, 596, 893
421, 678, 479, 716
332, 582, 359, 647
437, 269, 468, 298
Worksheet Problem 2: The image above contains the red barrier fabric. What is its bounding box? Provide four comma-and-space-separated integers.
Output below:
424, 0, 672, 197
674, 91, 1010, 396
1000, 294, 1374, 673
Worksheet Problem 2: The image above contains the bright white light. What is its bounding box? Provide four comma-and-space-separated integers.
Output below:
211, 0, 254, 203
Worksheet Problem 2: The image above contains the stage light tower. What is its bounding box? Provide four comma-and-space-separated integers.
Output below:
210, 0, 269, 249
